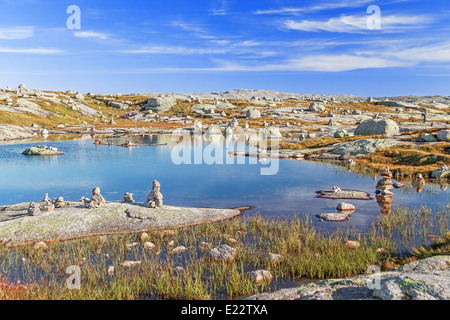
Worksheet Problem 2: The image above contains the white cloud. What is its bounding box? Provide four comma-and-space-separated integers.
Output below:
74, 31, 109, 40
284, 14, 433, 33
123, 46, 228, 55
0, 47, 62, 54
254, 0, 375, 15
211, 0, 228, 15
171, 21, 208, 33
387, 42, 450, 62
0, 26, 34, 39
284, 54, 409, 71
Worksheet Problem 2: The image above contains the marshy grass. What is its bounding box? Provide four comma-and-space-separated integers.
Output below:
2, 206, 447, 300
370, 205, 450, 255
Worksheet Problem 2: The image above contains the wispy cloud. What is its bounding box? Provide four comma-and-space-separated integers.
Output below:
254, 0, 375, 15
0, 26, 34, 39
211, 0, 228, 15
123, 45, 228, 55
0, 47, 62, 54
284, 14, 433, 33
73, 30, 109, 40
171, 21, 209, 33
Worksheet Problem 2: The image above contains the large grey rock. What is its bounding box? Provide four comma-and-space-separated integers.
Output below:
354, 118, 400, 137
334, 129, 348, 138
332, 139, 402, 155
74, 92, 84, 100
437, 130, 450, 141
109, 101, 129, 110
309, 103, 325, 112
144, 96, 177, 113
246, 256, 450, 300
263, 126, 282, 138
246, 108, 261, 119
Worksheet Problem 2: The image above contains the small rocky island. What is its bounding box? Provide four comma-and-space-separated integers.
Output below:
22, 145, 64, 156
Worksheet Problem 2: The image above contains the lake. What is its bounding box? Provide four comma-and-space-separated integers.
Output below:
0, 134, 448, 233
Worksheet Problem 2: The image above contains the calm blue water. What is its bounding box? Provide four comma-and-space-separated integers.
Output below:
0, 135, 448, 231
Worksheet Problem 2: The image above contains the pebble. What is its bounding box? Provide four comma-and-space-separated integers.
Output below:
143, 242, 155, 249
121, 260, 141, 268
33, 241, 48, 249
343, 240, 361, 249
171, 246, 188, 253
248, 270, 274, 284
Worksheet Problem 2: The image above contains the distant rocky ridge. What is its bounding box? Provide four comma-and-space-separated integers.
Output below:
131, 88, 450, 105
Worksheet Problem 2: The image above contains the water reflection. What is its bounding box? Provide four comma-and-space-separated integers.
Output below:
376, 195, 393, 216
412, 173, 426, 193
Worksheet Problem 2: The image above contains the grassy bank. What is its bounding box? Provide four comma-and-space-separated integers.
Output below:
0, 204, 448, 300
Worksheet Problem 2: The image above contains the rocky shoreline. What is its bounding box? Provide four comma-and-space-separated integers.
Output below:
246, 255, 450, 300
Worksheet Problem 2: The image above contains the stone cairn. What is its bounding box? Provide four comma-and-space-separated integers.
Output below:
123, 192, 135, 203
85, 187, 106, 209
53, 196, 65, 208
27, 194, 65, 216
375, 167, 394, 215
375, 167, 394, 196
146, 180, 163, 208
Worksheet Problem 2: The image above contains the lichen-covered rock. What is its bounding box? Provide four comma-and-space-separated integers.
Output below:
436, 130, 450, 141
420, 133, 437, 142
354, 118, 400, 137
331, 139, 402, 155
334, 129, 348, 138
22, 147, 64, 156
0, 202, 241, 246
210, 244, 236, 262
246, 256, 450, 300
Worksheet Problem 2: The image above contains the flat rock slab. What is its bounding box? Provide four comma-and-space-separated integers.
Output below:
316, 189, 373, 200
316, 213, 351, 222
0, 202, 241, 247
246, 255, 450, 300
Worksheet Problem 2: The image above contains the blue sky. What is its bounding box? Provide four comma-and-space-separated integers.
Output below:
0, 0, 449, 96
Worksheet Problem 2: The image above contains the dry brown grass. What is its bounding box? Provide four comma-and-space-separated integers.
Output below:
356, 142, 450, 176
